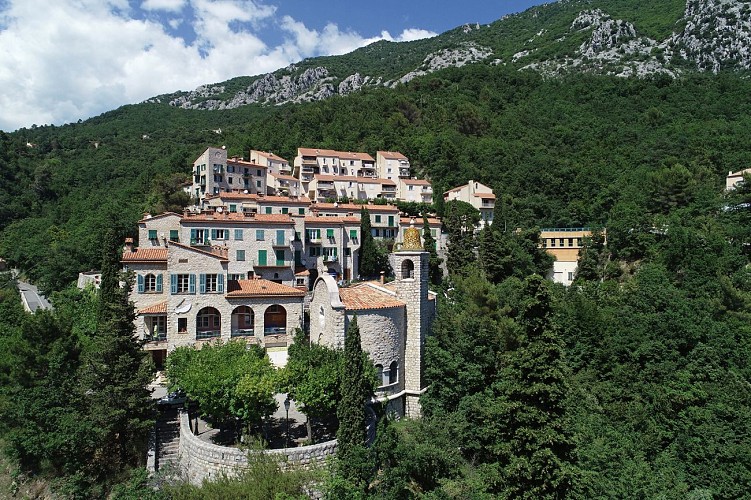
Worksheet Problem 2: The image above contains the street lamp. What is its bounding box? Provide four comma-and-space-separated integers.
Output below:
284, 396, 291, 449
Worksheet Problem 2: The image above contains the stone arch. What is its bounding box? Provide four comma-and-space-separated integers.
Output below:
375, 364, 384, 387
231, 306, 254, 337
401, 259, 414, 279
264, 304, 287, 334
196, 306, 221, 339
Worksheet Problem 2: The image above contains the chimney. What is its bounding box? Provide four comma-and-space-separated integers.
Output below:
124, 237, 134, 252
380, 271, 385, 284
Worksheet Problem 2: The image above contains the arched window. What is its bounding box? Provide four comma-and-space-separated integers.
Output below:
264, 304, 287, 334
318, 305, 326, 328
389, 361, 398, 385
401, 259, 414, 279
144, 273, 157, 292
196, 307, 221, 339
375, 364, 384, 387
231, 306, 254, 337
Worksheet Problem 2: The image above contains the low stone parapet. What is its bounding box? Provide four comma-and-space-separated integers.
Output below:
177, 410, 337, 485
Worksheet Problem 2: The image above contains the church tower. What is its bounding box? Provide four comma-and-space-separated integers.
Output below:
393, 220, 430, 418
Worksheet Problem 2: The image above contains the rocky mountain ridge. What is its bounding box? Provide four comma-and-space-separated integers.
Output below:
161, 0, 751, 111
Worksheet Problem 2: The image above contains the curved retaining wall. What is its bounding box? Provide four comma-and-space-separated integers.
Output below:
178, 411, 337, 485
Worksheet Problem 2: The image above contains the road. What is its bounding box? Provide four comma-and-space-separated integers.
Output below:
16, 275, 52, 313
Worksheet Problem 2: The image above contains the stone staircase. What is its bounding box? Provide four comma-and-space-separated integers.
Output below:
156, 409, 181, 475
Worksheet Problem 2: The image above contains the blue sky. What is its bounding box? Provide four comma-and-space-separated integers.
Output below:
0, 0, 548, 132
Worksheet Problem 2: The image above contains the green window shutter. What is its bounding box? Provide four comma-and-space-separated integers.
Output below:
265, 207, 272, 214
282, 207, 289, 214
137, 274, 144, 293
237, 249, 245, 261
276, 230, 285, 246
298, 207, 305, 215
276, 249, 285, 266
375, 215, 381, 223
327, 229, 334, 239
211, 228, 217, 240
156, 274, 163, 292
217, 274, 224, 293
350, 229, 357, 239
256, 229, 264, 241
199, 273, 206, 294
333, 247, 338, 257
189, 274, 196, 294
190, 228, 197, 243
148, 229, 157, 240
258, 250, 267, 266
388, 215, 394, 226
235, 229, 243, 240
170, 274, 177, 294
229, 204, 237, 212
169, 229, 179, 242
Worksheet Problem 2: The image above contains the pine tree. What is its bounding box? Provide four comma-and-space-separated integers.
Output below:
337, 315, 367, 455
79, 227, 155, 480
422, 215, 443, 285
490, 275, 578, 497
359, 207, 380, 278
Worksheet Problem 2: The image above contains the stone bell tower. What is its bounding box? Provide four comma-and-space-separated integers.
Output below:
393, 219, 430, 418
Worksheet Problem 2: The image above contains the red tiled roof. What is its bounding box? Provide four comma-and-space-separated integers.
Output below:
169, 241, 229, 261
339, 283, 405, 310
227, 158, 266, 168
269, 173, 299, 182
121, 248, 168, 262
400, 217, 441, 226
337, 151, 374, 161
138, 301, 167, 315
295, 267, 310, 276
315, 174, 396, 186
259, 195, 310, 204
473, 193, 496, 199
138, 212, 182, 223
304, 216, 361, 224
253, 150, 288, 163
313, 202, 398, 212
181, 212, 295, 224
377, 151, 408, 160
298, 147, 338, 157
226, 278, 306, 297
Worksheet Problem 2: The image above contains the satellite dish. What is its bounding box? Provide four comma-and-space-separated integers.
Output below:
175, 299, 192, 314
216, 207, 223, 213
244, 189, 249, 194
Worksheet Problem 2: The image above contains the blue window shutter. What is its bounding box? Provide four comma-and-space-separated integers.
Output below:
191, 228, 197, 241
156, 274, 163, 292
211, 228, 217, 240
189, 274, 196, 294
199, 273, 206, 294
218, 274, 224, 293
137, 274, 144, 293
170, 274, 177, 294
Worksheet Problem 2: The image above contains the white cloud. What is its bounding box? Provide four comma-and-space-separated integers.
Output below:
0, 0, 438, 131
141, 0, 187, 13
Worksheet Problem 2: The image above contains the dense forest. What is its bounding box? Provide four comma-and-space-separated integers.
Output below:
2, 9, 751, 493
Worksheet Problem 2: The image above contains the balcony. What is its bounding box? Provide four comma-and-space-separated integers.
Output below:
307, 236, 322, 244
231, 328, 255, 338
399, 169, 410, 177
253, 259, 291, 268
323, 255, 338, 263
272, 239, 291, 248
196, 329, 221, 340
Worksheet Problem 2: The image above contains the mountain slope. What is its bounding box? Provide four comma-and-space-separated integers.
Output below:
160, 0, 751, 111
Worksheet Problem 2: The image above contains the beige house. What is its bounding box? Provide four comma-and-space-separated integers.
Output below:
309, 228, 435, 417
726, 168, 751, 190
398, 178, 433, 203
444, 180, 495, 226
249, 150, 291, 177
267, 173, 302, 197
309, 175, 397, 202
540, 228, 599, 286
191, 147, 267, 205
376, 151, 411, 181
294, 148, 376, 193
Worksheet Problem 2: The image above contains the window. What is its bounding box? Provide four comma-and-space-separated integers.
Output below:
388, 215, 394, 226
190, 228, 208, 244
199, 274, 223, 293
229, 204, 237, 213
568, 238, 574, 247
210, 228, 228, 240
148, 229, 157, 240
228, 177, 233, 184
409, 185, 413, 191
256, 180, 262, 188
228, 273, 243, 281
376, 364, 385, 387
265, 207, 272, 214
177, 317, 188, 333
281, 207, 289, 214
326, 228, 335, 240
559, 238, 565, 246
276, 230, 286, 246
345, 248, 351, 256
568, 272, 574, 281
323, 247, 337, 259
550, 239, 556, 247
256, 229, 265, 241
577, 238, 583, 246
375, 215, 382, 223
307, 228, 321, 240
431, 229, 436, 237
349, 229, 358, 240
298, 208, 305, 215
234, 229, 243, 240
258, 250, 267, 266
145, 273, 157, 292
169, 229, 179, 242
237, 249, 245, 261
401, 259, 414, 279
257, 169, 262, 176
227, 165, 235, 173
172, 273, 195, 294
389, 361, 398, 384
276, 249, 285, 266
309, 246, 322, 257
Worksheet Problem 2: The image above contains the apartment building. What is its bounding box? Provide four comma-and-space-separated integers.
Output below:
311, 202, 400, 239
191, 147, 267, 205
376, 151, 410, 181
267, 172, 302, 197
399, 178, 433, 203
308, 175, 397, 202
444, 180, 495, 226
303, 214, 361, 281
249, 150, 291, 177
540, 228, 598, 286
726, 168, 751, 190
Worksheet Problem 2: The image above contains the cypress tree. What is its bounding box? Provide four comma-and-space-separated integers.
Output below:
359, 207, 379, 278
422, 215, 443, 285
337, 315, 367, 455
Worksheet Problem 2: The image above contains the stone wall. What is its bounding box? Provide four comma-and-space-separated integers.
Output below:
177, 411, 337, 485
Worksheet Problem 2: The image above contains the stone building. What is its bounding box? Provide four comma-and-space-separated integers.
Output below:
308, 222, 435, 417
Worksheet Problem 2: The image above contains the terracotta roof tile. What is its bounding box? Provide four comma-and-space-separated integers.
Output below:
181, 212, 295, 224
169, 241, 229, 261
304, 216, 361, 224
226, 278, 306, 297
228, 158, 265, 168
377, 151, 408, 160
253, 150, 288, 163
313, 202, 398, 212
339, 283, 405, 310
138, 301, 167, 315
298, 147, 338, 157
473, 193, 496, 199
315, 174, 396, 186
400, 217, 441, 226
121, 248, 168, 262
259, 195, 310, 204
